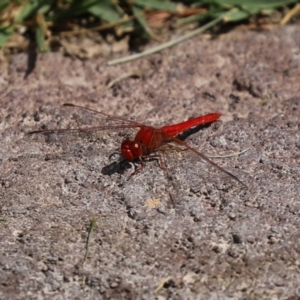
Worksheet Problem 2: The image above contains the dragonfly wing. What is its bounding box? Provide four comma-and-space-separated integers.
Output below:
63, 103, 145, 127
170, 137, 246, 188
26, 104, 143, 160
29, 103, 145, 135
158, 136, 246, 200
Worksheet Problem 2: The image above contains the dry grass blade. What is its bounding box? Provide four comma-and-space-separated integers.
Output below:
207, 148, 250, 159
83, 218, 97, 264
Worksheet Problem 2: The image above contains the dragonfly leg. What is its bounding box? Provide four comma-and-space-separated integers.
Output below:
127, 157, 145, 179
142, 153, 166, 170
127, 154, 161, 179
145, 153, 175, 208
127, 153, 175, 208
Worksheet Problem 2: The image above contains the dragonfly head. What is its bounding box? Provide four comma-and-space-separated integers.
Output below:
121, 140, 142, 161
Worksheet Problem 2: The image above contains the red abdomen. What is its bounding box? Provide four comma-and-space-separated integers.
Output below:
162, 113, 221, 138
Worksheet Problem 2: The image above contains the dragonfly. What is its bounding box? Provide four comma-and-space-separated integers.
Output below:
29, 103, 246, 191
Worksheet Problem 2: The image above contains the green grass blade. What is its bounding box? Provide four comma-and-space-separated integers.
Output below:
215, 0, 298, 10
36, 26, 48, 52
133, 0, 178, 12
0, 0, 10, 13
88, 1, 134, 30
0, 26, 13, 48
178, 12, 210, 25
15, 0, 51, 22
87, 0, 122, 22
132, 4, 152, 39
48, 0, 99, 22
83, 218, 97, 263
223, 9, 251, 21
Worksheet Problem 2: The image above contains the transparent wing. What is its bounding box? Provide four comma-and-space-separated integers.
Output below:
29, 103, 144, 135
25, 103, 144, 163
156, 137, 247, 201
170, 137, 246, 188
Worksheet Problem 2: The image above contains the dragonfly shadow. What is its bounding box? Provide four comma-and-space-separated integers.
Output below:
101, 160, 132, 176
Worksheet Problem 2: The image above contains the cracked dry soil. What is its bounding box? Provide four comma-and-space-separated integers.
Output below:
0, 25, 300, 299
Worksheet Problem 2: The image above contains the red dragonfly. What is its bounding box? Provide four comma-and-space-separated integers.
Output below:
29, 103, 246, 188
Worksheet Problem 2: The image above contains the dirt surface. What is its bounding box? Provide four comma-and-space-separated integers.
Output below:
0, 25, 300, 299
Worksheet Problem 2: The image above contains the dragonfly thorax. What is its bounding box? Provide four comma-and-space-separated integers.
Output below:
121, 140, 143, 161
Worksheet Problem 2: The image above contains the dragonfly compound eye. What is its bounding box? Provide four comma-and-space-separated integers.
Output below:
121, 140, 142, 161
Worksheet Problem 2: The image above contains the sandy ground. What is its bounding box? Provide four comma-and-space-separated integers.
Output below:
0, 25, 300, 299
